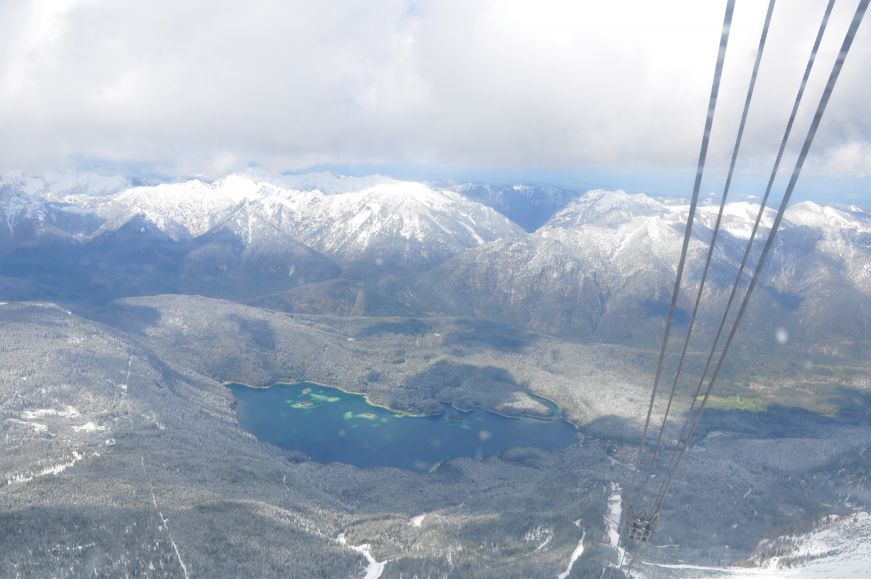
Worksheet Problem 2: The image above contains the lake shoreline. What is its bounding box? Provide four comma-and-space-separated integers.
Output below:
224, 379, 430, 417
227, 380, 579, 472
224, 379, 576, 426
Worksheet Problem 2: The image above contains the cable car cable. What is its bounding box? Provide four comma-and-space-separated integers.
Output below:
651, 0, 869, 521
619, 0, 847, 573
658, 0, 835, 495
649, 0, 776, 466
617, 2, 736, 575
630, 0, 776, 529
624, 0, 736, 521
649, 0, 839, 515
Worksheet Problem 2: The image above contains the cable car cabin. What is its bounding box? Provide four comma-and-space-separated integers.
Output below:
627, 511, 657, 542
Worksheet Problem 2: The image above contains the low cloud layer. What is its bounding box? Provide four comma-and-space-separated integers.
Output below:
0, 0, 869, 180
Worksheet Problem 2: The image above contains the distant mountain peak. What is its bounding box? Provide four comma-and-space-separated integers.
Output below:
544, 189, 664, 229
1, 170, 132, 198
786, 200, 870, 232
30, 171, 522, 266
232, 169, 399, 195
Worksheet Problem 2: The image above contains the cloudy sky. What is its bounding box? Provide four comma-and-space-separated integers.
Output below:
0, 0, 869, 201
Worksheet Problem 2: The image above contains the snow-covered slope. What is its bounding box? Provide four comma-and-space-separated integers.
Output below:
70, 174, 275, 239
785, 201, 871, 232
1, 171, 131, 198
539, 190, 696, 289
251, 170, 398, 194
421, 189, 871, 343
536, 189, 871, 302
748, 511, 871, 576
263, 180, 524, 265
640, 511, 871, 577
422, 190, 701, 339
1, 174, 868, 345
1, 171, 132, 241
60, 172, 523, 267
447, 182, 580, 231
544, 189, 665, 229
0, 185, 47, 238
783, 202, 871, 296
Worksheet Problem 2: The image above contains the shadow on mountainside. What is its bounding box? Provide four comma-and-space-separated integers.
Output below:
442, 319, 534, 354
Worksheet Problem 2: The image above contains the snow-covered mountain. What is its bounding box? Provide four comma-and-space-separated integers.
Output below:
0, 184, 47, 240
447, 181, 580, 231
1, 171, 134, 242
0, 173, 868, 349
251, 179, 524, 266
420, 189, 871, 346
251, 170, 398, 194
646, 511, 871, 577
0, 171, 525, 302
779, 201, 871, 297
0, 171, 132, 199
55, 172, 523, 267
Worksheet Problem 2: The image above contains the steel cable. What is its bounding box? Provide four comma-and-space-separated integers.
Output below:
659, 0, 836, 496
651, 0, 869, 521
649, 0, 777, 466
624, 0, 736, 520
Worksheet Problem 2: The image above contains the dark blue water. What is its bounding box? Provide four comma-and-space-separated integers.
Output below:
228, 382, 577, 472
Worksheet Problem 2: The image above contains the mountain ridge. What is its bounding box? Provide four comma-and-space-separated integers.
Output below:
1, 171, 869, 354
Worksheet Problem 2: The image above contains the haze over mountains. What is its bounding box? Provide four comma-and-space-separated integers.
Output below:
2, 170, 868, 356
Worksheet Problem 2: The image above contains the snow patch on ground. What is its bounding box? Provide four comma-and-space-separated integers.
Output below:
557, 521, 586, 579
350, 544, 387, 579
410, 513, 427, 527
73, 421, 106, 433
5, 418, 49, 432
604, 481, 622, 547
7, 451, 83, 485
639, 512, 871, 578
141, 456, 190, 579
21, 405, 79, 419
750, 511, 871, 577
523, 525, 553, 552
602, 481, 629, 576
336, 533, 387, 578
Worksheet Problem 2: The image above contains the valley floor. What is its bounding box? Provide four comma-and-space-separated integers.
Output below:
0, 295, 869, 577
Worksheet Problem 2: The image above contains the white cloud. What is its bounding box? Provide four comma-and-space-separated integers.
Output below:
0, 0, 868, 179
817, 140, 871, 177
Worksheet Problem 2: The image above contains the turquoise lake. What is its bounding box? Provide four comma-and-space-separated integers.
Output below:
228, 382, 578, 472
